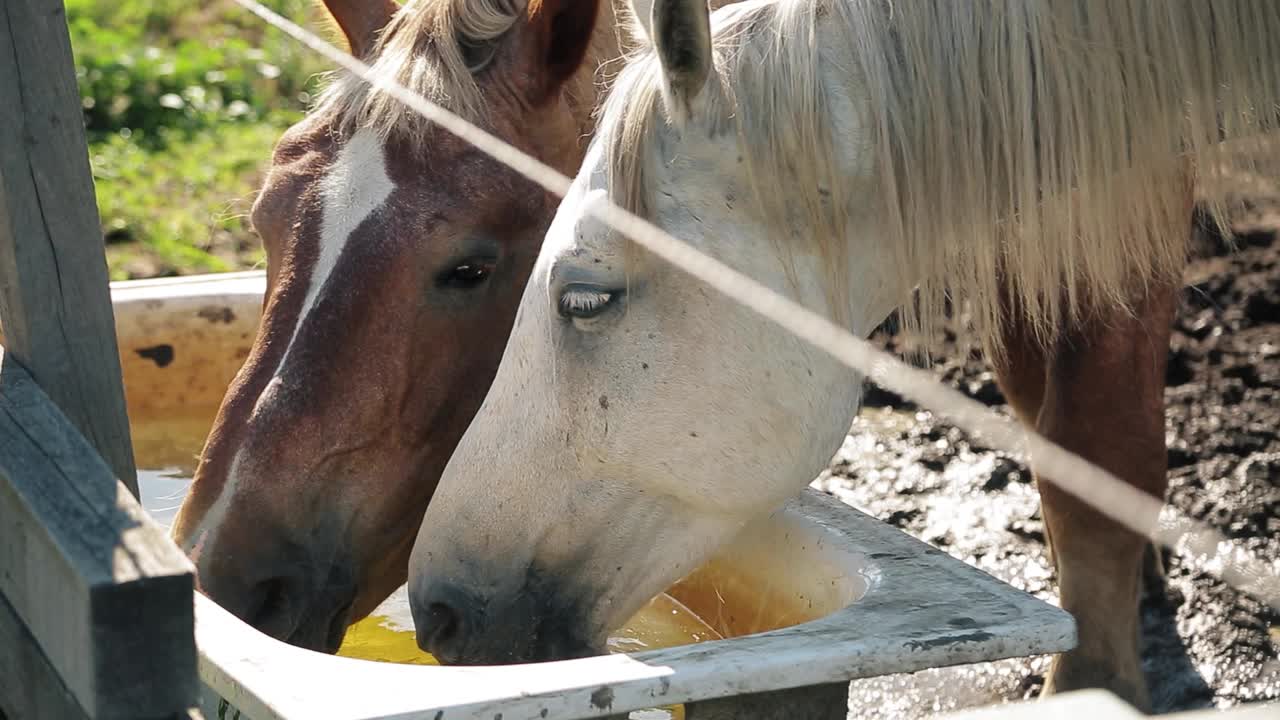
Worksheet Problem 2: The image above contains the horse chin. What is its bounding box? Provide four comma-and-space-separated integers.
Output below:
440, 633, 603, 667
281, 597, 354, 654
530, 636, 604, 664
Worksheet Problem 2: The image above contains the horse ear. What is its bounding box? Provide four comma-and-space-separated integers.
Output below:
649, 0, 712, 116
526, 0, 602, 102
626, 0, 655, 42
318, 0, 399, 58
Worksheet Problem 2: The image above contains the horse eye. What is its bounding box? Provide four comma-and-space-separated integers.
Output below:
559, 284, 620, 319
437, 259, 495, 290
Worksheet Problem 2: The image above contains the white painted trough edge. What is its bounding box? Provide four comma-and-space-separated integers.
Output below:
110, 270, 269, 298
195, 488, 1076, 720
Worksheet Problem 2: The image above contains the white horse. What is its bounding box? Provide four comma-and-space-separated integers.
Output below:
408, 0, 1280, 708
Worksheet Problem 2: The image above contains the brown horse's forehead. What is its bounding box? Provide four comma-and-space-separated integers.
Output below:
383, 134, 548, 218
255, 91, 556, 241
252, 128, 547, 306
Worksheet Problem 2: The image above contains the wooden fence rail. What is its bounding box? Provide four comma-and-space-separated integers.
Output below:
0, 351, 199, 719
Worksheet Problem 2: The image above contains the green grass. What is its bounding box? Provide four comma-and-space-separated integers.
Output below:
67, 0, 331, 279
93, 121, 291, 280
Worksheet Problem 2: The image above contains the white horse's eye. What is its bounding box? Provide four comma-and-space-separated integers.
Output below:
558, 285, 618, 319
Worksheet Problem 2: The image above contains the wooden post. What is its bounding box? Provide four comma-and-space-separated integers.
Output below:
0, 351, 198, 719
0, 0, 138, 497
0, 593, 91, 720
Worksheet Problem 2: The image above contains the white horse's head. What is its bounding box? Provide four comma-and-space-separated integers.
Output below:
407, 0, 901, 664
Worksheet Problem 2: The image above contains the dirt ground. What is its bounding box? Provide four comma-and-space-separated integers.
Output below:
816, 157, 1280, 717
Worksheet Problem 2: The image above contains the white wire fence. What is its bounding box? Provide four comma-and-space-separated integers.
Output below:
232, 0, 1280, 610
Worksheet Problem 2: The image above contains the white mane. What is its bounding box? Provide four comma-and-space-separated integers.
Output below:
603, 0, 1280, 350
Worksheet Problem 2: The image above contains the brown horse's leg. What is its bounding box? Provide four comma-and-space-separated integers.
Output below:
989, 292, 1053, 557
992, 275, 1178, 710
989, 300, 1048, 429
1040, 281, 1176, 709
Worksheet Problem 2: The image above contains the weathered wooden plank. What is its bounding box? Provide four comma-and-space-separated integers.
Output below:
1, 590, 207, 720
0, 351, 197, 719
0, 0, 137, 497
0, 591, 92, 720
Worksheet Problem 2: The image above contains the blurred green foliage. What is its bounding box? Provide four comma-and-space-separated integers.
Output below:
94, 123, 280, 280
67, 0, 331, 277
69, 0, 327, 139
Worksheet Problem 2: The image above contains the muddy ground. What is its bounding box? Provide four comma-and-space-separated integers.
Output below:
817, 164, 1280, 717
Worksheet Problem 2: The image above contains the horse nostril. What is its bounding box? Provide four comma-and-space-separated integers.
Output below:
420, 602, 461, 652
243, 576, 294, 635
412, 582, 484, 662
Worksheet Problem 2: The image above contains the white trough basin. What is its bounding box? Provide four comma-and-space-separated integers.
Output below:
107, 272, 1076, 720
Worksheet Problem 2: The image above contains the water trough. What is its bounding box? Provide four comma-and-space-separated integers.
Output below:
108, 272, 1076, 719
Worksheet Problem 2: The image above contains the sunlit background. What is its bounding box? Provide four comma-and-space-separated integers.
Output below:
69, 0, 329, 279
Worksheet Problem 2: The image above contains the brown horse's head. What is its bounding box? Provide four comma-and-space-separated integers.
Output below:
170, 0, 614, 651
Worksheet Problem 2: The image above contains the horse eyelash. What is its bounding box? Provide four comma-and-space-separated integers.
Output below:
559, 288, 614, 316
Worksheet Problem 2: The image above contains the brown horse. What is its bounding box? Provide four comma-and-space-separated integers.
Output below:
169, 0, 631, 651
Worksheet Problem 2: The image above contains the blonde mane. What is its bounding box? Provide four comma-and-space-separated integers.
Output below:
319, 0, 521, 141
318, 0, 633, 147
603, 0, 1280, 351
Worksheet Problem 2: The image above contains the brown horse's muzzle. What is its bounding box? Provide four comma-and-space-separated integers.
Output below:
171, 370, 426, 653
175, 450, 366, 652
195, 526, 357, 652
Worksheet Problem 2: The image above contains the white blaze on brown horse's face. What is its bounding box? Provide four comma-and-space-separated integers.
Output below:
409, 0, 901, 664
177, 126, 395, 568
170, 0, 608, 652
